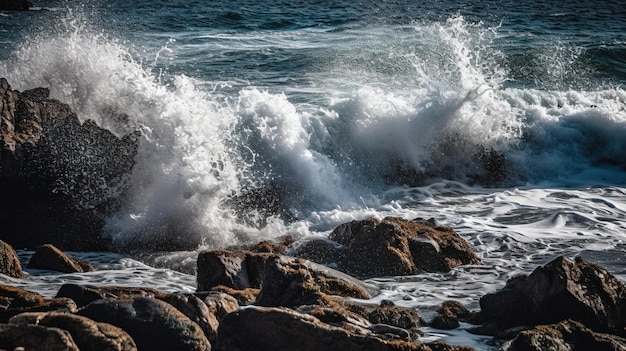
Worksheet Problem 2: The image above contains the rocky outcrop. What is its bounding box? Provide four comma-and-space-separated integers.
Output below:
0, 240, 24, 278
196, 251, 375, 300
0, 323, 79, 351
27, 244, 94, 273
9, 312, 137, 351
0, 78, 139, 251
78, 297, 211, 351
325, 217, 481, 277
502, 319, 626, 351
0, 0, 32, 11
216, 305, 472, 351
477, 256, 626, 336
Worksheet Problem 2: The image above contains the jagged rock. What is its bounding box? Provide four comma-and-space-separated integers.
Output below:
0, 323, 79, 351
78, 297, 211, 351
216, 305, 473, 351
56, 283, 167, 308
477, 256, 626, 336
9, 312, 137, 351
502, 319, 626, 351
0, 240, 23, 278
328, 217, 481, 277
196, 251, 374, 300
430, 300, 479, 330
163, 293, 219, 344
27, 244, 93, 273
0, 78, 139, 251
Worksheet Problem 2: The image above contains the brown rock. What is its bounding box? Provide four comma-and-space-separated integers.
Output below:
216, 305, 472, 351
478, 256, 626, 335
198, 291, 239, 320
210, 286, 259, 306
9, 312, 137, 351
329, 217, 481, 277
196, 251, 374, 300
0, 323, 79, 351
0, 240, 23, 278
78, 297, 211, 351
430, 301, 478, 330
287, 237, 346, 266
56, 283, 168, 307
503, 319, 626, 351
163, 293, 219, 343
27, 244, 91, 273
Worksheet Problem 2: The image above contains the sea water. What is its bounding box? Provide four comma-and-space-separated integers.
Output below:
1, 1, 625, 349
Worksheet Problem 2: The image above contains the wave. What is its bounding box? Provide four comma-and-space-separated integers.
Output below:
1, 12, 625, 249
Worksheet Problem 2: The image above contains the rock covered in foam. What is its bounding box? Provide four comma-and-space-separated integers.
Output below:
0, 77, 139, 251
477, 256, 626, 337
0, 240, 24, 278
325, 217, 481, 277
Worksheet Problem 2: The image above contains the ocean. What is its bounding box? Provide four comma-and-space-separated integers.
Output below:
1, 0, 626, 349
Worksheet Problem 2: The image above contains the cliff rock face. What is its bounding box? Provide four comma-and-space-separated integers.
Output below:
0, 78, 138, 250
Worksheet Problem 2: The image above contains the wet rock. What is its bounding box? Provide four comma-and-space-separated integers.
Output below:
0, 0, 32, 11
196, 251, 374, 300
163, 293, 219, 343
287, 237, 346, 266
0, 78, 139, 251
502, 319, 626, 351
27, 244, 93, 273
209, 286, 259, 306
0, 285, 76, 322
355, 300, 424, 335
56, 283, 167, 308
0, 240, 23, 278
328, 217, 481, 277
79, 297, 211, 351
478, 256, 626, 336
430, 300, 479, 330
9, 311, 137, 351
216, 305, 472, 351
198, 291, 239, 320
0, 323, 79, 351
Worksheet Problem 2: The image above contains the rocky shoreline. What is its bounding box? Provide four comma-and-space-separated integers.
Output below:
1, 237, 625, 351
1, 78, 626, 350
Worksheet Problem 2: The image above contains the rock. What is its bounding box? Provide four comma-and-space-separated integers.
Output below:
478, 256, 626, 336
0, 240, 24, 278
209, 286, 259, 306
0, 285, 77, 322
196, 251, 375, 300
244, 235, 295, 254
197, 291, 239, 320
503, 319, 626, 351
163, 293, 219, 343
430, 300, 478, 330
0, 78, 139, 251
78, 297, 211, 351
328, 217, 481, 277
56, 283, 167, 307
354, 300, 424, 335
26, 244, 93, 273
0, 323, 79, 351
216, 305, 473, 351
9, 312, 137, 351
287, 237, 346, 266
0, 0, 32, 11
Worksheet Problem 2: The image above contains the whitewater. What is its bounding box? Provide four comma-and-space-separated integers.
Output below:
1, 1, 625, 349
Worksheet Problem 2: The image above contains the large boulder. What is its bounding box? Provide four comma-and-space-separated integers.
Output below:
196, 251, 375, 300
216, 305, 473, 351
9, 311, 137, 351
478, 256, 626, 336
0, 240, 24, 278
503, 319, 626, 351
0, 78, 139, 251
0, 323, 79, 351
78, 297, 211, 351
327, 217, 481, 277
27, 244, 94, 273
